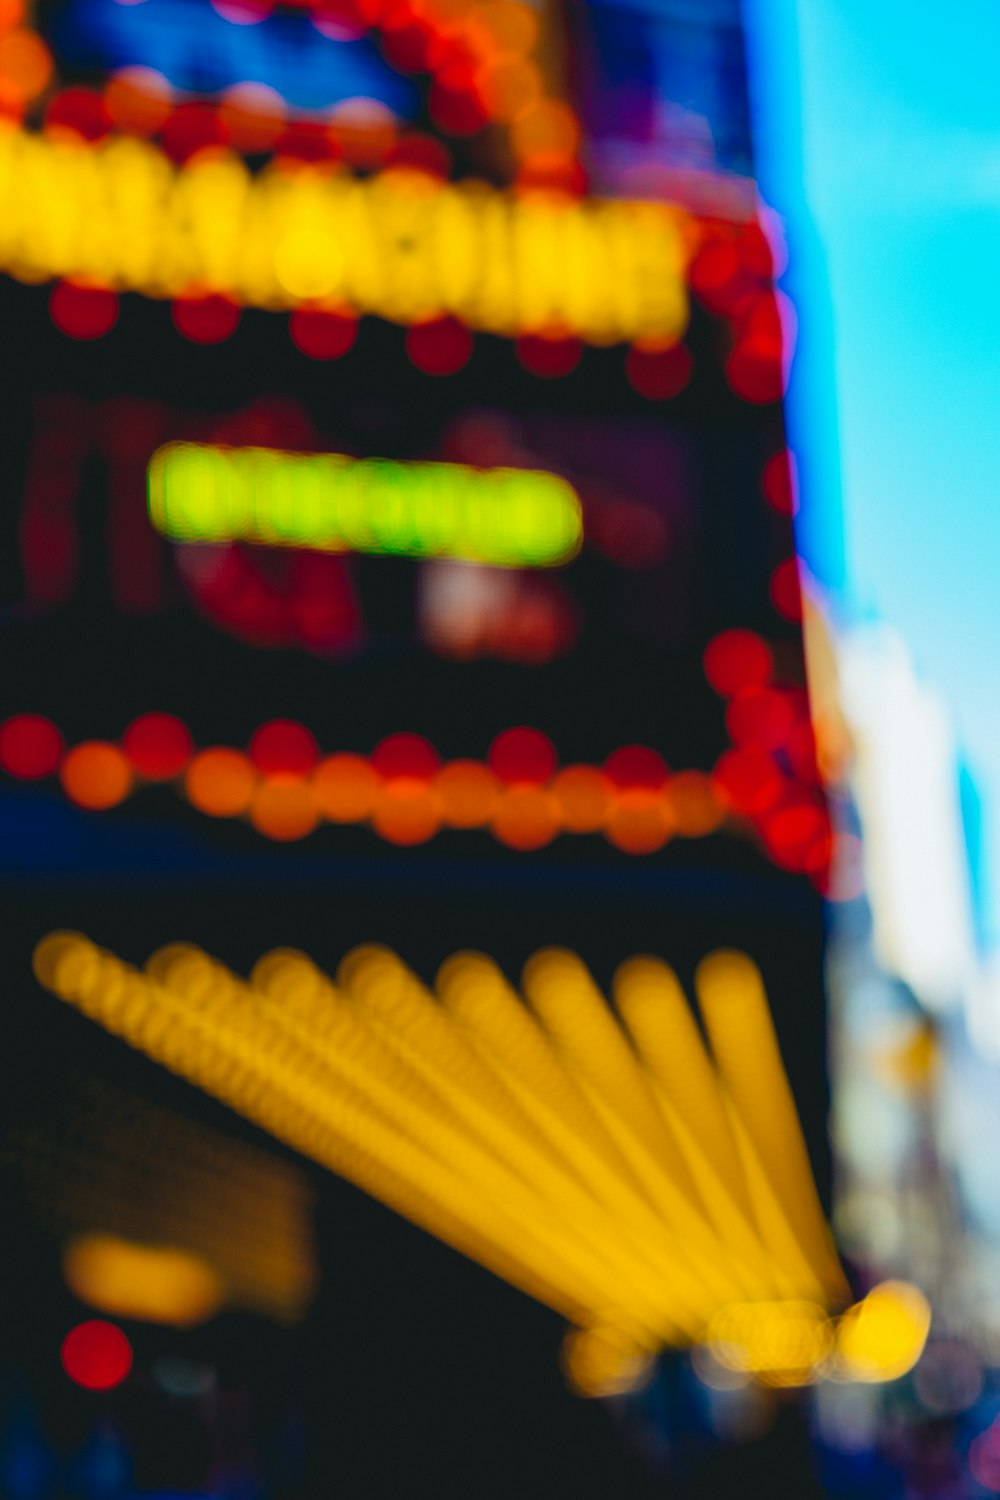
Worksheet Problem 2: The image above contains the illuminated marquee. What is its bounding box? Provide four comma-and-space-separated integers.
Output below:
0, 125, 691, 341
35, 932, 930, 1395
148, 442, 583, 567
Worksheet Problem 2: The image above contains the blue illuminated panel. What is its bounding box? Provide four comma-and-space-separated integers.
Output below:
45, 0, 418, 116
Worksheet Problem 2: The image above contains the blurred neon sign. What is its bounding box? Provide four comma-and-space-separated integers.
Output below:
148, 442, 584, 567
0, 126, 691, 340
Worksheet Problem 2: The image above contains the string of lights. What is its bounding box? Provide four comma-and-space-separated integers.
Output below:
0, 715, 833, 873
0, 123, 691, 341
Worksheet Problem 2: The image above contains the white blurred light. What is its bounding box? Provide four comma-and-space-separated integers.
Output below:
964, 952, 1000, 1062
418, 559, 518, 655
840, 626, 975, 1013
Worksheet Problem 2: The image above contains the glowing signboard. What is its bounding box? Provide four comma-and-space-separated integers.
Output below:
0, 126, 691, 339
148, 442, 583, 567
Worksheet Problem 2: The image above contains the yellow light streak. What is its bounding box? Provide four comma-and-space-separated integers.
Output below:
335, 946, 705, 1338
296, 956, 677, 1338
32, 930, 924, 1395
38, 936, 618, 1331
438, 952, 749, 1306
613, 956, 786, 1299
521, 948, 742, 1311
147, 943, 639, 1328
0, 126, 691, 343
694, 951, 849, 1304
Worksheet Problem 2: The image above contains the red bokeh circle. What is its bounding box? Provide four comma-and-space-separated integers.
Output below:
371, 732, 440, 784
625, 342, 691, 401
50, 282, 119, 340
405, 316, 473, 376
703, 630, 773, 697
762, 450, 799, 515
0, 713, 64, 778
603, 745, 668, 791
45, 86, 111, 140
428, 78, 487, 136
488, 727, 557, 787
386, 134, 450, 177
289, 307, 357, 360
122, 712, 193, 780
726, 687, 797, 750
160, 102, 229, 162
171, 294, 241, 344
725, 343, 784, 404
249, 719, 320, 776
516, 333, 582, 379
712, 748, 783, 816
61, 1321, 133, 1391
770, 558, 803, 621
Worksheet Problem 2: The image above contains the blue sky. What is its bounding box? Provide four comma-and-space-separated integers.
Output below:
746, 0, 1000, 945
